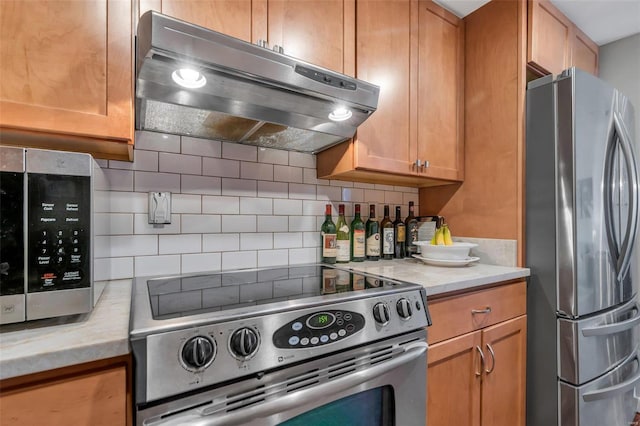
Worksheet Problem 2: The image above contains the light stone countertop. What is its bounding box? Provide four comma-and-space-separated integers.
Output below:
341, 259, 530, 296
0, 259, 528, 381
0, 280, 132, 380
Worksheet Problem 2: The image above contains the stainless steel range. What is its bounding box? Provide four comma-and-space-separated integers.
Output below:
130, 264, 431, 426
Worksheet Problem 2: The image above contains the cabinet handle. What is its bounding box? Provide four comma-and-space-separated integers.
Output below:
471, 307, 492, 315
475, 346, 485, 377
423, 160, 429, 168
257, 39, 269, 49
272, 44, 284, 54
414, 159, 422, 168
485, 343, 496, 374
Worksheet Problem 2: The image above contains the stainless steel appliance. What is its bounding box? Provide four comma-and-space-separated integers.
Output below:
130, 264, 431, 425
0, 146, 102, 324
135, 11, 379, 153
526, 68, 640, 426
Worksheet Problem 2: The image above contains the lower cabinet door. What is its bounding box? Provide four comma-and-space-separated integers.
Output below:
480, 315, 527, 426
427, 330, 482, 426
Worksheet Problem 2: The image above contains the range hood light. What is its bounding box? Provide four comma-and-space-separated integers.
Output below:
171, 68, 207, 89
328, 107, 352, 122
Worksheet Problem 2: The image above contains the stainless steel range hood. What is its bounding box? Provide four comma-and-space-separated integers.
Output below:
136, 11, 379, 154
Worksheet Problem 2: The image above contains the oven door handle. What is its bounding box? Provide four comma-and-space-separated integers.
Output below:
195, 342, 428, 425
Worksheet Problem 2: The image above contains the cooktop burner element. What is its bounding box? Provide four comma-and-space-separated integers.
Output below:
130, 264, 431, 405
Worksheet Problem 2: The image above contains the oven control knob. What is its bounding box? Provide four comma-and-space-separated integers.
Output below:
396, 298, 413, 319
373, 303, 390, 325
181, 336, 216, 370
229, 327, 260, 359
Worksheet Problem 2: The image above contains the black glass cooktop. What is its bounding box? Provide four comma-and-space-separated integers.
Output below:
147, 265, 400, 320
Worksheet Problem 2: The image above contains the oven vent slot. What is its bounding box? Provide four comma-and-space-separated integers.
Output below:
285, 368, 321, 393
327, 357, 357, 379
224, 385, 266, 412
369, 345, 394, 365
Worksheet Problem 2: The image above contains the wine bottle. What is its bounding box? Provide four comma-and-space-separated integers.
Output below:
336, 204, 351, 263
381, 205, 394, 259
393, 206, 406, 258
350, 204, 366, 262
320, 204, 337, 264
404, 201, 418, 257
365, 204, 380, 261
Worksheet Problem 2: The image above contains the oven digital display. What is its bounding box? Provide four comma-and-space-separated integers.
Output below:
307, 312, 335, 329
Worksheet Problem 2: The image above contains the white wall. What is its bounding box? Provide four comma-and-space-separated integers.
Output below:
94, 131, 419, 281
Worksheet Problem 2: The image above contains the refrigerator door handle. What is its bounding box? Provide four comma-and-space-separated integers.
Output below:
613, 112, 639, 283
604, 115, 621, 273
582, 303, 640, 337
582, 354, 640, 402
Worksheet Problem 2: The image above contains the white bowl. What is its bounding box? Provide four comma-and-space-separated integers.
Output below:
412, 241, 478, 260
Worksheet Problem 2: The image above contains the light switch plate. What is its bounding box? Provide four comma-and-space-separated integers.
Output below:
148, 192, 171, 224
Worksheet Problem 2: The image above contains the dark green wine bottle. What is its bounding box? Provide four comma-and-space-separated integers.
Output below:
381, 205, 394, 259
321, 204, 337, 264
404, 201, 418, 257
350, 204, 366, 262
393, 206, 406, 258
365, 204, 380, 261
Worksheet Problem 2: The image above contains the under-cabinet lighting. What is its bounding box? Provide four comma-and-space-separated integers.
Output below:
328, 107, 352, 122
172, 68, 207, 89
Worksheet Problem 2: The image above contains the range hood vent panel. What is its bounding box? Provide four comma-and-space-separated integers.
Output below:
136, 11, 380, 154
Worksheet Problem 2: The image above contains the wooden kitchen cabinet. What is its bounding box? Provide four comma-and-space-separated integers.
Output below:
317, 0, 464, 186
0, 355, 131, 426
527, 0, 598, 76
0, 0, 133, 161
139, 0, 353, 75
426, 281, 527, 426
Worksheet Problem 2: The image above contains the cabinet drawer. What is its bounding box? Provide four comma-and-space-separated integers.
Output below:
427, 280, 526, 344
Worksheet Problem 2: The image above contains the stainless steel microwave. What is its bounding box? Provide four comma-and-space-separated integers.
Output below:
0, 146, 102, 324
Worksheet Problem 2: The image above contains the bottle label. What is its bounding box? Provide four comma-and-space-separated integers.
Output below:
366, 233, 380, 256
396, 226, 406, 242
383, 229, 394, 255
338, 224, 349, 234
336, 240, 350, 262
322, 233, 337, 257
406, 224, 419, 253
353, 230, 365, 257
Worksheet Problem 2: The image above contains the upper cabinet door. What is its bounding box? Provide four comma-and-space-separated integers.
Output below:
416, 1, 464, 181
527, 0, 571, 75
354, 0, 414, 175
571, 26, 599, 76
0, 0, 132, 157
267, 0, 349, 73
140, 0, 255, 42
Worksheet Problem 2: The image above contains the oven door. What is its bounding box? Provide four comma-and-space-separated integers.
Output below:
136, 329, 427, 426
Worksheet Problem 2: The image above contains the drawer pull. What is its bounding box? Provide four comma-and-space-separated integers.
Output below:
475, 346, 485, 376
485, 343, 496, 374
471, 307, 492, 315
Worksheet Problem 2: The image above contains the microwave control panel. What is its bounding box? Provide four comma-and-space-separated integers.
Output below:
272, 310, 365, 349
27, 174, 91, 292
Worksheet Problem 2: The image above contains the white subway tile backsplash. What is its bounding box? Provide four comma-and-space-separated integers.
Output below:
181, 215, 221, 233
103, 169, 134, 191
289, 216, 317, 232
135, 131, 180, 153
134, 214, 181, 234
203, 234, 240, 252
135, 255, 181, 276
159, 234, 201, 254
258, 181, 288, 199
274, 232, 303, 249
274, 165, 303, 183
273, 199, 302, 215
258, 249, 289, 268
222, 251, 257, 270
289, 152, 316, 168
240, 233, 273, 250
172, 194, 201, 214
97, 131, 418, 281
222, 178, 257, 197
221, 215, 257, 232
257, 216, 288, 232
203, 157, 240, 178
182, 136, 221, 158
182, 175, 221, 195
159, 152, 202, 175
289, 183, 316, 200
182, 253, 221, 274
240, 197, 272, 215
316, 185, 341, 201
222, 142, 257, 162
135, 171, 181, 193
241, 162, 273, 181
289, 247, 318, 264
258, 148, 288, 165
203, 196, 239, 214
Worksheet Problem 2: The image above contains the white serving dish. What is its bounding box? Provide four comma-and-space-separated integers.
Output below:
412, 254, 480, 267
412, 241, 478, 260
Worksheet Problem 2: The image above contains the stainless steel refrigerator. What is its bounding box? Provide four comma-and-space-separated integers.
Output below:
526, 68, 640, 426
